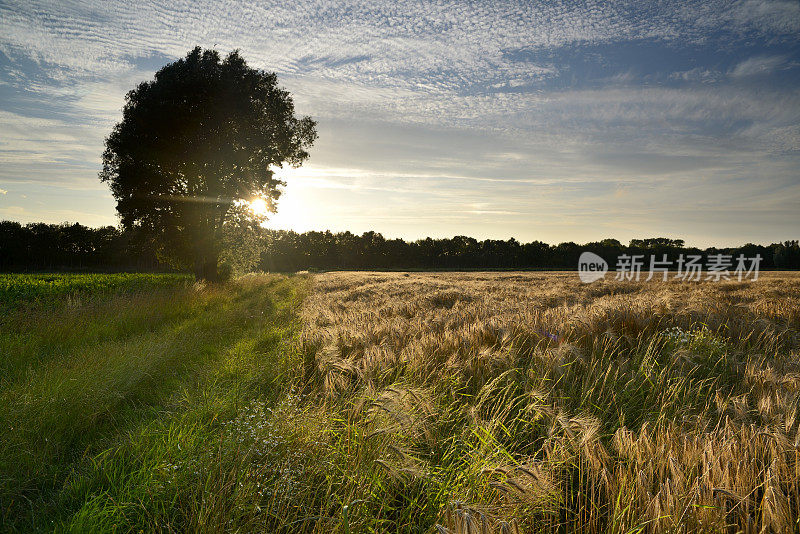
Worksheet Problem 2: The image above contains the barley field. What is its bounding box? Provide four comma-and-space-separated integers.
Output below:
1, 271, 799, 532
299, 272, 800, 533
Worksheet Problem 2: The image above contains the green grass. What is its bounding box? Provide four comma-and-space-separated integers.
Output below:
0, 273, 309, 531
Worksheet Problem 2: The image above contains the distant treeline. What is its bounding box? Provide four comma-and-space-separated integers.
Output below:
259, 232, 800, 271
2, 220, 799, 272
0, 221, 163, 272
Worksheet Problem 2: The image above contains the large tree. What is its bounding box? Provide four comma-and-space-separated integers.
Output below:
100, 47, 316, 280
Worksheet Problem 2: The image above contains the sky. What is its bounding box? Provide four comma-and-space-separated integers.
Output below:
0, 0, 799, 247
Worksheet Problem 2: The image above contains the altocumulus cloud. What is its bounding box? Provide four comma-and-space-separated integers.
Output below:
0, 0, 798, 246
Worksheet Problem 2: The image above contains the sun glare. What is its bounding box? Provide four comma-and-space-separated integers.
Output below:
249, 197, 270, 216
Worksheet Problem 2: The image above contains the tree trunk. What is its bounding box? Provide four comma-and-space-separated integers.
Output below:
194, 254, 220, 282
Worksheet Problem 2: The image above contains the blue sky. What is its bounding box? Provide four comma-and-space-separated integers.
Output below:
0, 0, 798, 247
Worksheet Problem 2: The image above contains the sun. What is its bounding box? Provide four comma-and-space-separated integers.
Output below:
249, 197, 270, 217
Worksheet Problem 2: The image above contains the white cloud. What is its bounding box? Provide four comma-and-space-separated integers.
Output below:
669, 67, 722, 83
730, 55, 788, 77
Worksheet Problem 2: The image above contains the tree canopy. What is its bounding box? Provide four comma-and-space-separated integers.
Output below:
100, 47, 317, 280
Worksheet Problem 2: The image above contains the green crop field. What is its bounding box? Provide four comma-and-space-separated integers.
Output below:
0, 273, 192, 309
1, 272, 799, 533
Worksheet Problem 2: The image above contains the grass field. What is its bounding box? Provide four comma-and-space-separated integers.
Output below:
1, 272, 799, 532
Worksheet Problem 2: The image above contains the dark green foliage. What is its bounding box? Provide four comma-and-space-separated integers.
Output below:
257, 231, 798, 271
3, 220, 799, 272
99, 47, 316, 281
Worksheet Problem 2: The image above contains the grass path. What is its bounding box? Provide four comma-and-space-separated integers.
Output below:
0, 274, 309, 531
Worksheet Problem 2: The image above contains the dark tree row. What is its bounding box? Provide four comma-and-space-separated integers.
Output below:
0, 221, 165, 271
2, 220, 799, 273
258, 231, 800, 272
